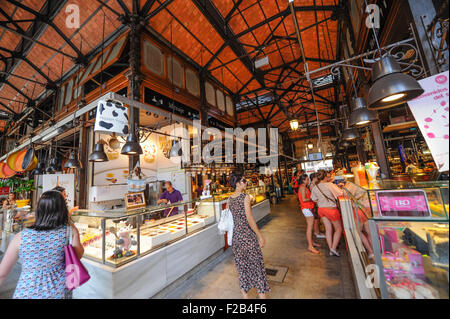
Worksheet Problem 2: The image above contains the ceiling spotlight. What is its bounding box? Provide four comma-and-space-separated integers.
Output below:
307, 141, 314, 150
368, 56, 424, 110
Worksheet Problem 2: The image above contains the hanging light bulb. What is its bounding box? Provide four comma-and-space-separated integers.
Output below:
64, 151, 82, 169
121, 132, 143, 155
307, 141, 314, 150
89, 141, 109, 162
349, 97, 378, 127
368, 56, 424, 110
290, 119, 299, 131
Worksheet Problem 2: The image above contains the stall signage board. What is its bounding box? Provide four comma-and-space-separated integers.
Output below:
94, 99, 129, 136
42, 174, 75, 209
375, 189, 431, 218
407, 71, 449, 172
144, 87, 200, 121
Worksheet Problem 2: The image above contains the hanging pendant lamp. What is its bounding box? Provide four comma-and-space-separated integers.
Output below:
341, 119, 359, 141
89, 141, 109, 162
121, 132, 143, 155
33, 161, 46, 175
349, 97, 378, 127
290, 119, 299, 131
341, 140, 351, 148
47, 157, 62, 173
368, 56, 424, 110
64, 151, 82, 169
307, 141, 314, 150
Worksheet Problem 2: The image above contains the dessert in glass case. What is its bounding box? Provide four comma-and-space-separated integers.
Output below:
71, 198, 217, 267
342, 180, 449, 299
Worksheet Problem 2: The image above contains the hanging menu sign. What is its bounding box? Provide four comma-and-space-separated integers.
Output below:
144, 87, 200, 121
375, 189, 431, 218
407, 71, 449, 172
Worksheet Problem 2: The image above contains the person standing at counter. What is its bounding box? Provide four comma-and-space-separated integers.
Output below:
53, 186, 79, 216
311, 170, 343, 257
227, 173, 270, 299
157, 181, 183, 217
0, 190, 84, 299
298, 174, 321, 254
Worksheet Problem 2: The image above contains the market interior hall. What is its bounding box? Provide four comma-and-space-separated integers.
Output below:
0, 0, 448, 301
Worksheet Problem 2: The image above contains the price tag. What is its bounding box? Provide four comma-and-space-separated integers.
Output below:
375, 189, 431, 218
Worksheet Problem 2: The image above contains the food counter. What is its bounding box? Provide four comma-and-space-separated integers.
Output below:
199, 185, 270, 224
340, 180, 448, 299
70, 198, 223, 298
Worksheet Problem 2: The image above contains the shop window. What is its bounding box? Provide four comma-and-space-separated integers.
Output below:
216, 89, 225, 112
225, 95, 234, 116
57, 85, 66, 110
185, 68, 199, 96
205, 81, 215, 106
167, 56, 183, 88
64, 78, 74, 106
80, 57, 97, 84
143, 40, 164, 77
105, 36, 126, 65
73, 73, 82, 100
92, 47, 112, 76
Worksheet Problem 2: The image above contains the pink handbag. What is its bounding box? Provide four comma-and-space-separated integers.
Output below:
65, 226, 90, 290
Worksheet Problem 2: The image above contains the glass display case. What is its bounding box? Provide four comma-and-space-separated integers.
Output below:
211, 186, 267, 204
0, 207, 34, 252
342, 180, 449, 299
70, 199, 216, 268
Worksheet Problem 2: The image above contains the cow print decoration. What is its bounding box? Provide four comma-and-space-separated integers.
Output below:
94, 99, 129, 136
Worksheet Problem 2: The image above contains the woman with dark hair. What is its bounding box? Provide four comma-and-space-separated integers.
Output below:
0, 190, 84, 299
310, 170, 343, 256
298, 174, 321, 254
227, 173, 270, 299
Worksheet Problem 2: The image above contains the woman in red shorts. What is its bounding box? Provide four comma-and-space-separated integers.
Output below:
298, 174, 321, 254
311, 170, 344, 256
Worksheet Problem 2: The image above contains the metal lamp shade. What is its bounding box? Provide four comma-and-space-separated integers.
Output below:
33, 161, 46, 175
349, 97, 378, 127
342, 127, 359, 141
120, 133, 142, 155
49, 157, 62, 172
368, 56, 424, 110
89, 143, 109, 162
341, 140, 351, 148
341, 118, 359, 141
64, 151, 82, 169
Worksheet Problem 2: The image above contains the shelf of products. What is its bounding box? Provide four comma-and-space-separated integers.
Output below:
341, 180, 448, 299
71, 199, 217, 268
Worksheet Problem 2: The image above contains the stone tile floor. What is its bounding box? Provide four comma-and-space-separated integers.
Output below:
159, 195, 356, 299
0, 195, 356, 299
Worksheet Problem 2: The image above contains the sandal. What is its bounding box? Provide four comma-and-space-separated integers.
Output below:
308, 247, 320, 254
330, 249, 340, 257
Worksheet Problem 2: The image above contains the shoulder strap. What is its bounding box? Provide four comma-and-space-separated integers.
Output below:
316, 184, 336, 204
66, 225, 73, 246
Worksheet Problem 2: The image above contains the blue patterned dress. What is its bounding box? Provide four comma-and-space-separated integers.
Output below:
13, 226, 68, 299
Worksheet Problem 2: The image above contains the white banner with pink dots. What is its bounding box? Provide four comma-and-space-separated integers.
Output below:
408, 71, 449, 172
